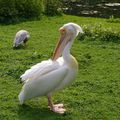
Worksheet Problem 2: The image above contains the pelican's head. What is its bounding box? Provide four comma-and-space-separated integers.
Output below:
52, 23, 83, 60
60, 22, 84, 37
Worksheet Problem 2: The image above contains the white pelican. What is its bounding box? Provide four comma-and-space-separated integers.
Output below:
19, 23, 83, 114
13, 30, 30, 48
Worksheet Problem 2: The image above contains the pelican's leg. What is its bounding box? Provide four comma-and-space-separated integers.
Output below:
47, 95, 66, 114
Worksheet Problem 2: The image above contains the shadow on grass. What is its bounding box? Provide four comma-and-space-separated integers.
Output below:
13, 45, 28, 50
18, 104, 65, 120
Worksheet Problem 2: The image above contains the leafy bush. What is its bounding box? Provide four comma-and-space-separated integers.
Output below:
0, 0, 63, 23
106, 16, 120, 23
16, 0, 43, 19
44, 0, 62, 16
78, 24, 120, 43
0, 0, 18, 23
0, 0, 43, 23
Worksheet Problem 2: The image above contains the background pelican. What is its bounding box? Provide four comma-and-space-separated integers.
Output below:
19, 23, 83, 114
13, 30, 30, 48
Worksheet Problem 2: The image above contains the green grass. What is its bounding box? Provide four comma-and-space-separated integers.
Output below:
0, 15, 120, 120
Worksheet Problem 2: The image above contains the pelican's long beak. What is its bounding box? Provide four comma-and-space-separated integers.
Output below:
52, 28, 69, 61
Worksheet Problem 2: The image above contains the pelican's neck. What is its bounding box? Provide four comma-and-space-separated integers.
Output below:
62, 34, 75, 63
62, 39, 78, 69
61, 32, 78, 69
62, 41, 72, 60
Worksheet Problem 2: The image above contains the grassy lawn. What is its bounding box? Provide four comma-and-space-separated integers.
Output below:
0, 15, 120, 120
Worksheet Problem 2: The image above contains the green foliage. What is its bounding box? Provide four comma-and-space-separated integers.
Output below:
78, 24, 120, 43
44, 0, 62, 16
16, 0, 42, 19
0, 0, 63, 23
0, 0, 18, 23
0, 0, 43, 24
107, 16, 120, 23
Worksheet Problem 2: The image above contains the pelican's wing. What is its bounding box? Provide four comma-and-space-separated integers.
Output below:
19, 60, 68, 103
20, 59, 62, 82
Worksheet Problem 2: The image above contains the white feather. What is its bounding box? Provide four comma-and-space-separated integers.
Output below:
13, 30, 30, 47
20, 58, 62, 82
19, 58, 68, 104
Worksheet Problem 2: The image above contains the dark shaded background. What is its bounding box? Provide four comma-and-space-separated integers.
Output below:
61, 0, 120, 18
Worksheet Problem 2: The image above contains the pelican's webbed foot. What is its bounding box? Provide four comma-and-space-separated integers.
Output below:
47, 96, 66, 114
49, 103, 66, 114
